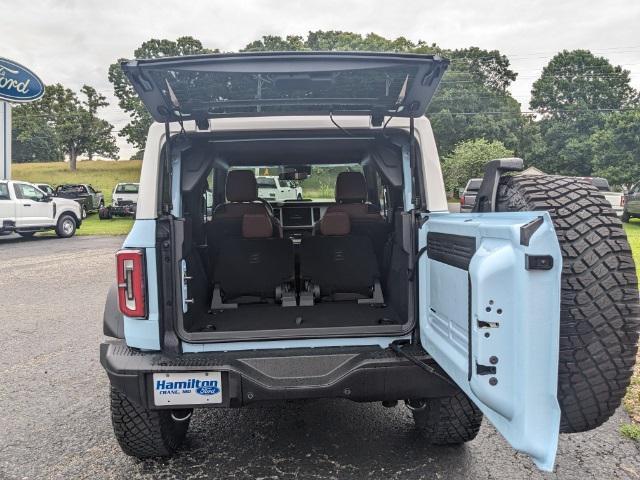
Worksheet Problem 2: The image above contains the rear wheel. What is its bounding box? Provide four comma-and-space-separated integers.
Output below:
81, 205, 88, 219
409, 391, 483, 444
496, 175, 639, 433
621, 210, 631, 223
99, 206, 112, 220
110, 386, 192, 458
55, 214, 76, 238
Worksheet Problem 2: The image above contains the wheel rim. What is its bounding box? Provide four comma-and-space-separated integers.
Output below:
82, 207, 87, 219
62, 219, 74, 235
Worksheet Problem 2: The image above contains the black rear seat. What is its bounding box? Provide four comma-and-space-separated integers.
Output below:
299, 212, 383, 305
211, 213, 295, 309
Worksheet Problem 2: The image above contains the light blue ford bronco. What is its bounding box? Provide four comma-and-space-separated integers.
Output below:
100, 52, 639, 471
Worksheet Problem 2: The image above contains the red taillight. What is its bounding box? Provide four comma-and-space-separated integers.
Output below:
116, 249, 147, 318
460, 196, 465, 206
621, 196, 625, 207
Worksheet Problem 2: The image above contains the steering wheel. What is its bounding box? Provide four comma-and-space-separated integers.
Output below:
257, 198, 274, 215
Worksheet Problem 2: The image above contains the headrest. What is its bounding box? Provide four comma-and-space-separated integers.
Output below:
335, 172, 367, 203
320, 212, 351, 236
226, 170, 257, 202
242, 213, 273, 239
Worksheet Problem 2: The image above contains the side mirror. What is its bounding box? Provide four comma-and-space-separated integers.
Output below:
40, 195, 52, 202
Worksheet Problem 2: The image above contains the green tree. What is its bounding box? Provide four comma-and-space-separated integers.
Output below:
81, 85, 119, 160
108, 36, 215, 155
441, 138, 514, 194
525, 50, 639, 176
531, 49, 638, 117
11, 104, 63, 162
590, 110, 640, 186
12, 83, 119, 170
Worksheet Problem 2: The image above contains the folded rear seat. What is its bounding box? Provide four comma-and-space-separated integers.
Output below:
299, 211, 384, 305
210, 213, 295, 309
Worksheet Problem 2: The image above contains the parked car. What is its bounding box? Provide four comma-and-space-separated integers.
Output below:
100, 183, 139, 219
622, 180, 640, 222
0, 180, 82, 238
256, 175, 303, 201
100, 52, 638, 472
54, 183, 104, 217
35, 183, 55, 196
582, 177, 624, 216
459, 178, 482, 212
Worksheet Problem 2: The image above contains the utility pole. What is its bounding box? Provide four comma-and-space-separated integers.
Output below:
0, 101, 10, 180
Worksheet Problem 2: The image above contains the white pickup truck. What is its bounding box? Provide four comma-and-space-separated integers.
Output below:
256, 175, 303, 201
0, 180, 83, 238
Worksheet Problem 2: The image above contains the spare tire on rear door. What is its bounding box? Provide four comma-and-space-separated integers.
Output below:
496, 175, 639, 433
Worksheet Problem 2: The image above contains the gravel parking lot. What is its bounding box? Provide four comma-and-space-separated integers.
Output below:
1, 235, 639, 479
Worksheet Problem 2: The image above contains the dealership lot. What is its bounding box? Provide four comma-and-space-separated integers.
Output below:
0, 235, 638, 480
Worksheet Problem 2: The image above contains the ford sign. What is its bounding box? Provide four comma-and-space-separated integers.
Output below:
0, 58, 45, 103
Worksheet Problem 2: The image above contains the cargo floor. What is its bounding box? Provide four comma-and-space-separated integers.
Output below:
187, 302, 403, 333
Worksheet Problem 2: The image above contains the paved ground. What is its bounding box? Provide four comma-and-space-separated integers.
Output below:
0, 235, 638, 480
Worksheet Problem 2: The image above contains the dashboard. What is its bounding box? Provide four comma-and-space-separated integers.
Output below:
271, 201, 332, 231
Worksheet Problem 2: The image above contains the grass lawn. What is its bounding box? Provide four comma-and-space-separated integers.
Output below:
622, 219, 640, 440
76, 215, 134, 236
13, 160, 142, 206
12, 160, 141, 236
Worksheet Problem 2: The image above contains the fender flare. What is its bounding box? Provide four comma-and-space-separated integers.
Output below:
104, 283, 124, 339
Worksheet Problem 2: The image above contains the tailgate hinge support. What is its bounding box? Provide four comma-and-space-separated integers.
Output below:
390, 340, 457, 387
472, 158, 524, 213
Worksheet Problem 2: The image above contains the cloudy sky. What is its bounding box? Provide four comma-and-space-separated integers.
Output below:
4, 0, 640, 158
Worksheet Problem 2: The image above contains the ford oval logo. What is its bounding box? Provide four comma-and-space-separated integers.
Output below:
196, 385, 220, 396
0, 58, 45, 103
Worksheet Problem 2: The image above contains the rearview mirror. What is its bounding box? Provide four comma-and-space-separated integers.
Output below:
279, 165, 311, 181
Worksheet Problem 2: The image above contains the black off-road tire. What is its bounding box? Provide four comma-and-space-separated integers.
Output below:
99, 206, 112, 220
410, 391, 483, 444
110, 386, 192, 458
496, 175, 639, 433
621, 210, 631, 223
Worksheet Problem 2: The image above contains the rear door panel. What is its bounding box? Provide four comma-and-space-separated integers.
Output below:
419, 212, 562, 471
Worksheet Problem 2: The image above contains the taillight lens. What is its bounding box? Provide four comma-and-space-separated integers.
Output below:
460, 196, 465, 206
116, 249, 147, 318
621, 196, 625, 207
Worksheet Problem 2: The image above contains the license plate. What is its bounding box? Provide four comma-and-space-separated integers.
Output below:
153, 371, 222, 406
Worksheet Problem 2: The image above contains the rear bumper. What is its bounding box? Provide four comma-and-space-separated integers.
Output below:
110, 204, 137, 216
100, 340, 456, 409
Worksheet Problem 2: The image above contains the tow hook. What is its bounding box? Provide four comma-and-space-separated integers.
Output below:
170, 409, 193, 422
405, 399, 427, 412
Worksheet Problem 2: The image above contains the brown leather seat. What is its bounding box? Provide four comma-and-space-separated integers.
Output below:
301, 211, 381, 301
213, 170, 272, 220
206, 170, 281, 275
212, 213, 294, 304
324, 172, 385, 221
319, 172, 389, 266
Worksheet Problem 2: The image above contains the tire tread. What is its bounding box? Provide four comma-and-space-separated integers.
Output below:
497, 175, 639, 433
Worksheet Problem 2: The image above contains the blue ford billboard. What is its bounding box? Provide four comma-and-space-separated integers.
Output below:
0, 58, 45, 103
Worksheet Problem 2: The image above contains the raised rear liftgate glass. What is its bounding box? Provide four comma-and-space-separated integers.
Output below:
121, 52, 449, 124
